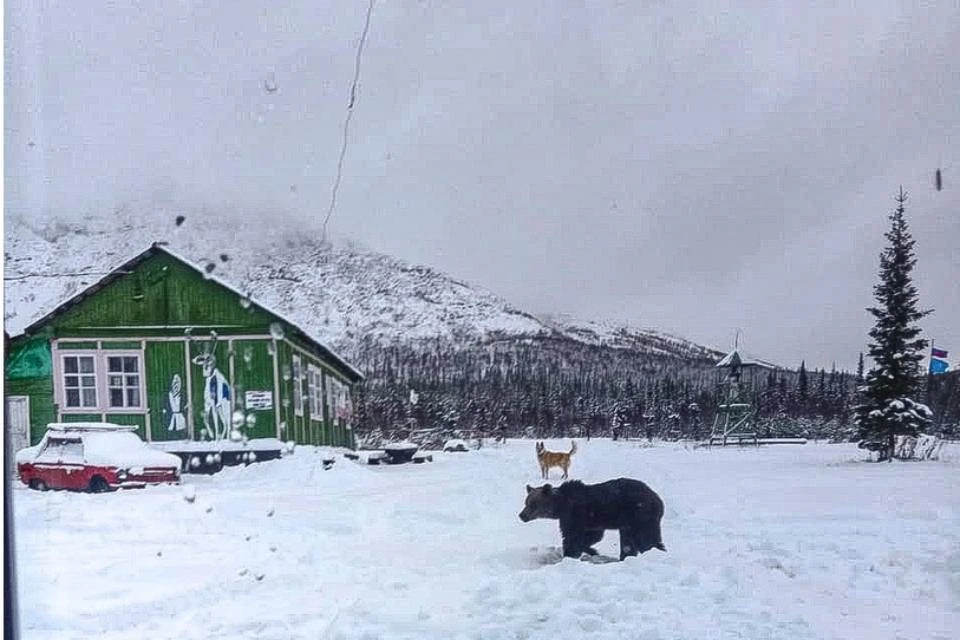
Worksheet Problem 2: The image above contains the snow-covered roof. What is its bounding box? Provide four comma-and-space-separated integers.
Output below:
12, 243, 363, 383
715, 348, 779, 370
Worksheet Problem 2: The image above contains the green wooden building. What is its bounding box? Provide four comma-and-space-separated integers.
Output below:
4, 243, 363, 450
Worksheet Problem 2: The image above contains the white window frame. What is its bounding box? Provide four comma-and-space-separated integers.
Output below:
292, 355, 304, 417
55, 348, 146, 414
307, 364, 324, 422
326, 374, 337, 421
59, 353, 100, 410
104, 352, 144, 410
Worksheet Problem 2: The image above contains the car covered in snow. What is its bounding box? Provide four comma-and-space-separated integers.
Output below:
16, 423, 181, 492
442, 439, 470, 452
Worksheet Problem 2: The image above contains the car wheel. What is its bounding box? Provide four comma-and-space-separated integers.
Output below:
88, 476, 110, 493
28, 478, 48, 491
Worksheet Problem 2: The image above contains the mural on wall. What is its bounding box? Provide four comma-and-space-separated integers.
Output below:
162, 373, 187, 432
192, 350, 232, 441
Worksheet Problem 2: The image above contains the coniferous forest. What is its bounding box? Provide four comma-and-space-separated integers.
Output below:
348, 337, 960, 442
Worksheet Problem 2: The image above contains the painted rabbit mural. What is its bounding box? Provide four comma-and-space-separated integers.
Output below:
191, 337, 232, 441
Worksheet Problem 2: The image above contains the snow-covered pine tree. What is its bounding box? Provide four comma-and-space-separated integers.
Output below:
854, 187, 933, 461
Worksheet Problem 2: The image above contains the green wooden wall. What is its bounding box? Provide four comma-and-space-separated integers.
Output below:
146, 341, 189, 442
50, 253, 275, 335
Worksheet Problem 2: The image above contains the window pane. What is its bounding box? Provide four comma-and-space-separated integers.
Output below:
124, 357, 138, 372
108, 357, 123, 373
108, 375, 123, 387
64, 357, 78, 373
66, 389, 80, 407
82, 389, 97, 407
127, 388, 141, 407
62, 441, 84, 459
126, 375, 139, 387
110, 389, 124, 407
79, 357, 95, 373
64, 375, 79, 388
81, 375, 96, 388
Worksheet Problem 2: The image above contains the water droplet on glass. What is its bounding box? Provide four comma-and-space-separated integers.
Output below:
230, 429, 243, 442
281, 365, 291, 381
175, 215, 186, 227
269, 323, 284, 340
280, 421, 287, 432
245, 413, 257, 428
232, 411, 246, 428
267, 342, 276, 356
243, 348, 253, 364
204, 262, 216, 276
239, 295, 252, 310
219, 253, 229, 262
209, 330, 218, 341
264, 73, 278, 94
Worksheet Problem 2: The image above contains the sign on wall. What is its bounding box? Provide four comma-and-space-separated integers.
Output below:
245, 390, 274, 410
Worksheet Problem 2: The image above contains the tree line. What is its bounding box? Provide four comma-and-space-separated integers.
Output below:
346, 337, 960, 442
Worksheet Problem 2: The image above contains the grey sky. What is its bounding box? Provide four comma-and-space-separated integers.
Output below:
5, 1, 959, 371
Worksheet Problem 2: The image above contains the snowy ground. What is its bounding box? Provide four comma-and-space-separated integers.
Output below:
12, 439, 960, 640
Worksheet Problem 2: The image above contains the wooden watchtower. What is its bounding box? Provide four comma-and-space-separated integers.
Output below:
709, 345, 776, 446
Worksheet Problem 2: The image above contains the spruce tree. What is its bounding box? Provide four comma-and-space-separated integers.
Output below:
797, 360, 809, 414
854, 188, 933, 460
856, 352, 865, 384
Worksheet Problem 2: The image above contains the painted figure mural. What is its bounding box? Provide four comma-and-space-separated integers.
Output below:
163, 373, 187, 432
192, 352, 232, 441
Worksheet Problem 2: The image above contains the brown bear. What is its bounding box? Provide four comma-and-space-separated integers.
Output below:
518, 478, 666, 561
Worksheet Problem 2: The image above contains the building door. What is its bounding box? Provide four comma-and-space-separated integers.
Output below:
5, 396, 30, 472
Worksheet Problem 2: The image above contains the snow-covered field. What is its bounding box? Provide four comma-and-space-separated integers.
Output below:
12, 440, 960, 640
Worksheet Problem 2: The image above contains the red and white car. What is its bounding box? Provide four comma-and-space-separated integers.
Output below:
16, 423, 182, 492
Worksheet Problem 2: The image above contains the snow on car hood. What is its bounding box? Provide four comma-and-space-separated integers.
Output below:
15, 443, 42, 465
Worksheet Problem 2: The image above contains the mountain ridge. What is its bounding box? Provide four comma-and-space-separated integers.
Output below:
3, 215, 723, 365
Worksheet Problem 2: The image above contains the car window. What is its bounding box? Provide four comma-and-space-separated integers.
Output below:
34, 437, 84, 463
61, 440, 85, 463
34, 439, 63, 462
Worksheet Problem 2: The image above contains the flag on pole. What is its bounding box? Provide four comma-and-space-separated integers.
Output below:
931, 347, 948, 359
929, 358, 949, 374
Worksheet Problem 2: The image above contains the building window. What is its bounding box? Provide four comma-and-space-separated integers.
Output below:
58, 348, 145, 413
307, 364, 324, 421
62, 355, 98, 408
326, 374, 337, 421
106, 355, 142, 408
293, 355, 303, 416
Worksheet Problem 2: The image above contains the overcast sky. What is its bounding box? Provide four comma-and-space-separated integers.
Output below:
5, 0, 959, 371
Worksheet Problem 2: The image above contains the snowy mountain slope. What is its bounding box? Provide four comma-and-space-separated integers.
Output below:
3, 216, 719, 364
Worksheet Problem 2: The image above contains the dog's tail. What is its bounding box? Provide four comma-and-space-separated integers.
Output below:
569, 440, 577, 456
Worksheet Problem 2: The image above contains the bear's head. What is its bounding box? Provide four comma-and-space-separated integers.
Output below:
518, 484, 561, 522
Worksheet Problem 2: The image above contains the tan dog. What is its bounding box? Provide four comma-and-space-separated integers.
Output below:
535, 440, 577, 479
